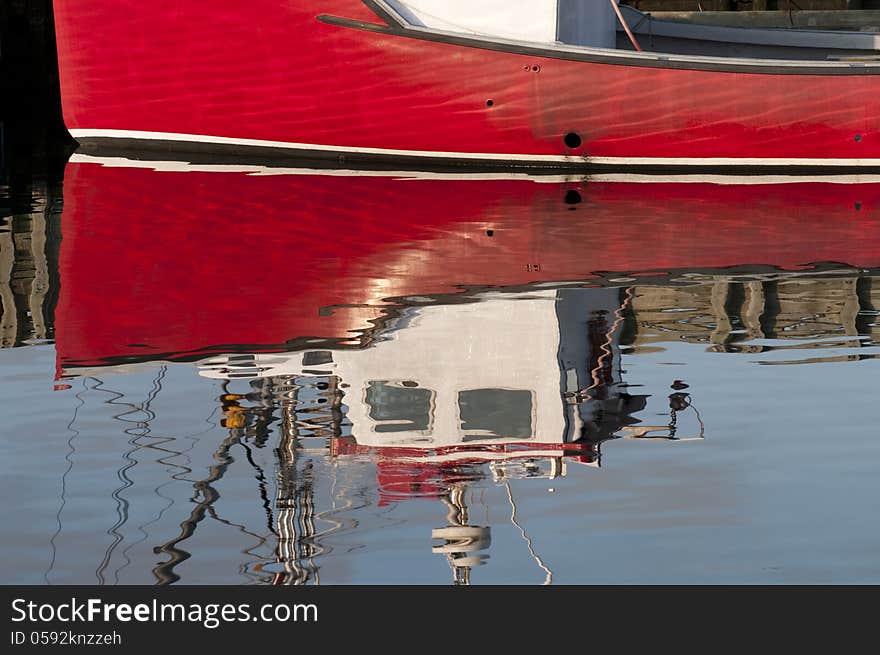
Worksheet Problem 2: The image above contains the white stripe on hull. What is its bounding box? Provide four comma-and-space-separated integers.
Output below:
70, 153, 880, 185
70, 128, 880, 169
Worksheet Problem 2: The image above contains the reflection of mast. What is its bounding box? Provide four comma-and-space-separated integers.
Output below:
431, 484, 491, 586
271, 371, 344, 585
273, 398, 317, 586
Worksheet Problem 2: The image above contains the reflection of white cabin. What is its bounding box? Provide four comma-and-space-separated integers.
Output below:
200, 288, 638, 456
339, 290, 568, 449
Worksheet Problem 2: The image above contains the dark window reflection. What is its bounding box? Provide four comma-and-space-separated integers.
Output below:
302, 351, 333, 366
366, 381, 433, 433
458, 389, 533, 440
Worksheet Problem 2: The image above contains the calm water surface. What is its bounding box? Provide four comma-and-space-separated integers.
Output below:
1, 154, 879, 584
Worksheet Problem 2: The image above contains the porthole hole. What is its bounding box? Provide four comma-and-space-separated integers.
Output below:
564, 132, 582, 149
564, 189, 582, 205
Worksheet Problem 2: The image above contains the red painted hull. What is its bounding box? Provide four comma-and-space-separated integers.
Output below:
55, 159, 880, 373
53, 1, 880, 166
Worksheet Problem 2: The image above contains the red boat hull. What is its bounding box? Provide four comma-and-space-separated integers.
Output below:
52, 1, 880, 167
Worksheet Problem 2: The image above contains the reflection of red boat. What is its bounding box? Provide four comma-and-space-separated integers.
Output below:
53, 1, 880, 168
52, 156, 880, 586
56, 156, 880, 372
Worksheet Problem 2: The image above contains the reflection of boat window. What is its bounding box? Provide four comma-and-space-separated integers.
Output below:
366, 381, 433, 433
302, 351, 333, 366
459, 389, 533, 440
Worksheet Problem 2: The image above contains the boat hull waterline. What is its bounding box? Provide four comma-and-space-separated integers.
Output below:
53, 0, 880, 170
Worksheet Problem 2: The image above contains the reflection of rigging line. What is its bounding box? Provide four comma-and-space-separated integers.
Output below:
306, 494, 400, 566
112, 366, 168, 582
118, 405, 221, 577
310, 446, 369, 540
583, 287, 635, 400
89, 367, 166, 584
121, 480, 176, 572
322, 502, 406, 557
205, 506, 271, 569
152, 429, 242, 585
310, 495, 372, 541
503, 480, 553, 586
86, 376, 138, 585
44, 377, 87, 585
691, 399, 706, 439
79, 377, 138, 583
312, 458, 347, 551
155, 393, 270, 584
239, 440, 278, 537
152, 405, 222, 483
